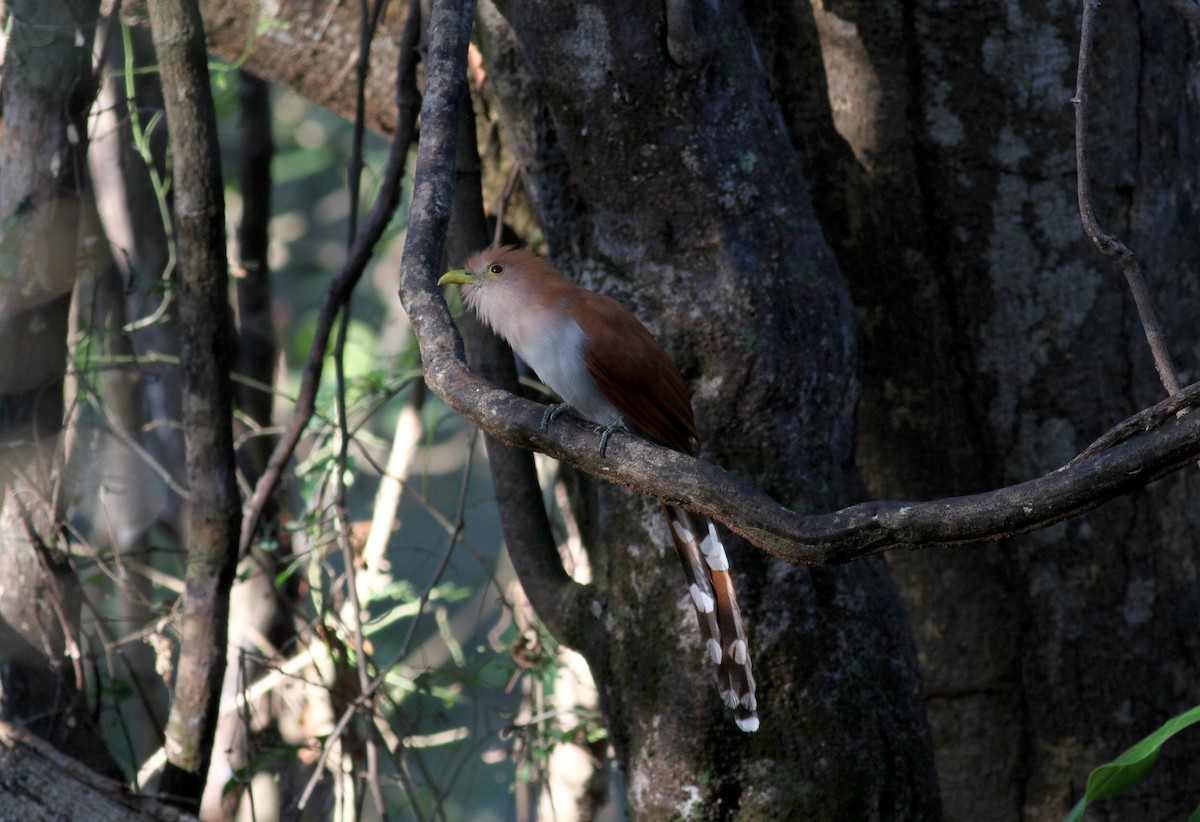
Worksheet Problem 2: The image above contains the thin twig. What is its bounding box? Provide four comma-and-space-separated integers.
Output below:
296, 680, 361, 811
382, 714, 429, 822
15, 508, 85, 694
333, 0, 390, 812
1069, 379, 1200, 466
292, 2, 428, 814
492, 163, 521, 248
239, 0, 423, 557
315, 0, 479, 808
361, 384, 425, 582
117, 21, 178, 334
296, 423, 477, 815
82, 374, 191, 499
235, 652, 258, 822
370, 428, 477, 821
1073, 0, 1180, 396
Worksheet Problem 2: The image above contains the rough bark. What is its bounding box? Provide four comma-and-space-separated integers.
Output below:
81, 0, 1200, 817
185, 4, 1200, 552
0, 0, 121, 779
774, 2, 1200, 819
469, 1, 939, 817
0, 721, 197, 821
194, 0, 412, 134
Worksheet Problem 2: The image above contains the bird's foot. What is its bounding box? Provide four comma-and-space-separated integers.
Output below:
596, 419, 629, 458
541, 402, 571, 431
542, 405, 626, 457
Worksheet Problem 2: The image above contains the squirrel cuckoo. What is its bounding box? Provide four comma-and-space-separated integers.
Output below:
439, 246, 759, 733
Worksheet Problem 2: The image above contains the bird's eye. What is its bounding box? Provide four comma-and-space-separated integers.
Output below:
489, 264, 504, 275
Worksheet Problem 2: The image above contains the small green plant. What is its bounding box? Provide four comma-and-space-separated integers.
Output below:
1064, 704, 1200, 821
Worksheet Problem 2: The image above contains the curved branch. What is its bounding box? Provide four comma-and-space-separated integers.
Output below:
1069, 380, 1200, 466
399, 0, 1200, 570
395, 0, 598, 650
415, 338, 1200, 566
442, 92, 592, 648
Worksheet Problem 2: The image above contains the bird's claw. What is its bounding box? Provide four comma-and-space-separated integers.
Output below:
542, 404, 626, 457
596, 420, 628, 458
541, 402, 571, 431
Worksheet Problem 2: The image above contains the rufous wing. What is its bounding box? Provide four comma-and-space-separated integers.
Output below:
571, 291, 698, 454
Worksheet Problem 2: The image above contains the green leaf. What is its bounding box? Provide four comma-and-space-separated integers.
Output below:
1063, 704, 1200, 822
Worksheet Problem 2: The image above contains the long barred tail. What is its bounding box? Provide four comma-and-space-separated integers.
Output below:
663, 504, 759, 732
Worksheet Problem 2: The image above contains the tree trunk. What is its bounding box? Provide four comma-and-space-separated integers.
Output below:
476, 1, 940, 817
779, 2, 1200, 819
0, 0, 120, 778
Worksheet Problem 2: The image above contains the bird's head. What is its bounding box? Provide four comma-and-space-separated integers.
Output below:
439, 245, 522, 293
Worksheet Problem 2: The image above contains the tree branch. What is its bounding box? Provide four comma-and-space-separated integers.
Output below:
396, 0, 1200, 573
196, 0, 411, 135
394, 0, 596, 647
393, 0, 477, 398
1069, 380, 1200, 466
0, 721, 196, 822
147, 0, 240, 805
443, 94, 593, 653
1073, 0, 1180, 396
419, 348, 1200, 565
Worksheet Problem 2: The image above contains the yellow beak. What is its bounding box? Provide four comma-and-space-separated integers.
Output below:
438, 270, 477, 286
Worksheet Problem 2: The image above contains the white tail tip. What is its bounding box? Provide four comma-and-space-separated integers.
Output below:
736, 715, 760, 733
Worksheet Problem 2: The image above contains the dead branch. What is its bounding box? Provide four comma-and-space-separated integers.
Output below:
1073, 0, 1180, 396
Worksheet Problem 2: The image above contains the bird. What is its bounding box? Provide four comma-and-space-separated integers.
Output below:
439, 245, 759, 732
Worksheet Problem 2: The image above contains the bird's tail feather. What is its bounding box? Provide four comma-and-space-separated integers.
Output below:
664, 504, 759, 732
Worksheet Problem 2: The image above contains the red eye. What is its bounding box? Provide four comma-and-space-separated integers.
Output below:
490, 264, 504, 275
